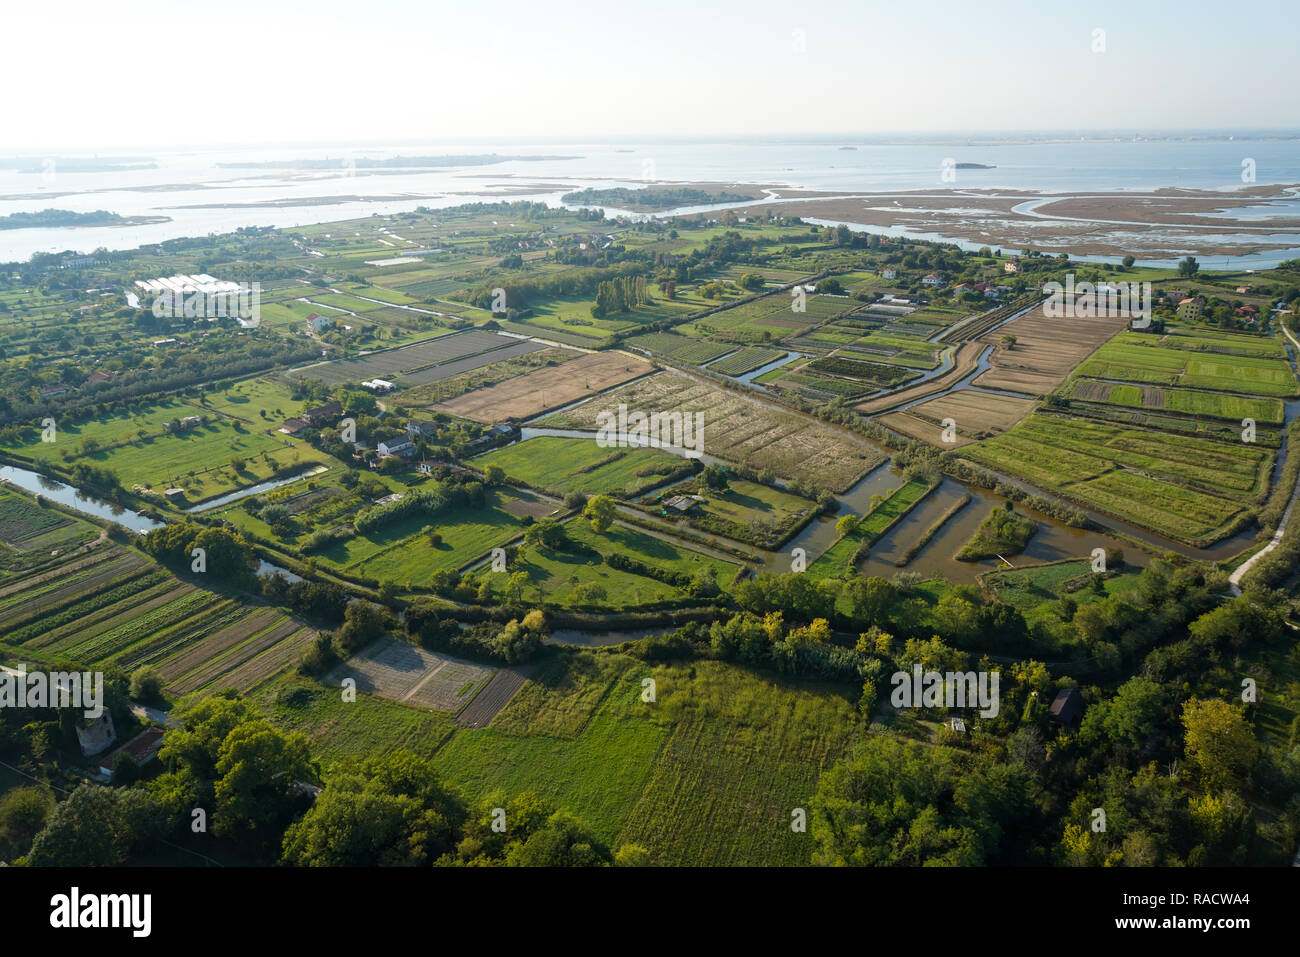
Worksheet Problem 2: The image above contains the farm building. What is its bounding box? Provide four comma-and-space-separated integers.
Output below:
97, 727, 165, 777
300, 401, 342, 425
279, 418, 308, 436
305, 313, 334, 334
163, 488, 187, 503
362, 379, 396, 394
881, 267, 898, 279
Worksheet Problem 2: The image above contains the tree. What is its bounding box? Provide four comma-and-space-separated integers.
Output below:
1178, 255, 1199, 278
810, 736, 1025, 866
213, 718, 315, 847
129, 667, 164, 704
505, 810, 612, 867
281, 752, 465, 866
483, 465, 505, 486
999, 334, 1017, 349
504, 571, 529, 604
1082, 676, 1168, 750
1181, 698, 1257, 792
614, 843, 652, 866
1122, 255, 1136, 268
582, 494, 616, 533
26, 785, 161, 866
0, 786, 55, 855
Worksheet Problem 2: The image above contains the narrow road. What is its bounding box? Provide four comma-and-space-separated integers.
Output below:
1229, 319, 1300, 596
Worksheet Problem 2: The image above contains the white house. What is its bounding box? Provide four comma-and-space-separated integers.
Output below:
377, 436, 414, 458
880, 267, 898, 280
305, 313, 333, 335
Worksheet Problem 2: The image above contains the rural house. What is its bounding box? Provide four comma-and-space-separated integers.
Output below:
301, 401, 342, 426
377, 435, 414, 458
1049, 688, 1085, 727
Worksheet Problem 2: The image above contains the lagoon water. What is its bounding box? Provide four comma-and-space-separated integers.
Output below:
4, 134, 1298, 263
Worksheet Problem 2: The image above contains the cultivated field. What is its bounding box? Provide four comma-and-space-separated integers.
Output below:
973, 305, 1130, 395
1074, 328, 1298, 397
330, 636, 496, 712
290, 330, 541, 386
0, 535, 315, 695
539, 372, 887, 491
431, 351, 653, 422
880, 389, 1037, 446
427, 655, 858, 865
961, 413, 1271, 544
855, 341, 986, 414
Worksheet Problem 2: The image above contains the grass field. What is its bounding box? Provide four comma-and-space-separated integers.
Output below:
476, 520, 739, 608
1076, 336, 1298, 397
428, 653, 858, 864
8, 384, 333, 504
315, 487, 546, 582
473, 436, 684, 497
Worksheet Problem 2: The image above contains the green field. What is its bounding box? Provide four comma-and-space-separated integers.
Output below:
1077, 337, 1297, 396
476, 520, 739, 608
474, 436, 686, 497
1068, 379, 1285, 425
964, 414, 1269, 544
427, 653, 857, 865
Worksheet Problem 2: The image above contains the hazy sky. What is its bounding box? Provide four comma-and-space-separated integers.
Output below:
6, 0, 1298, 151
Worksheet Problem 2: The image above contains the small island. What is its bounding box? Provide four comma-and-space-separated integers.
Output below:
0, 209, 170, 230
561, 186, 757, 210
218, 154, 578, 170
956, 502, 1037, 561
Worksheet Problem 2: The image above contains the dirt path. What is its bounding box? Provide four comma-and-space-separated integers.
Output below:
1229, 321, 1300, 595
